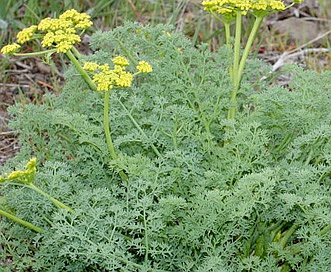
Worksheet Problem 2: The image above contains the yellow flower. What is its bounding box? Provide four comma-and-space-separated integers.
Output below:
112, 56, 129, 66
116, 71, 134, 87
8, 170, 27, 182
26, 157, 37, 171
16, 25, 38, 44
99, 63, 110, 72
269, 0, 285, 10
35, 9, 92, 52
38, 17, 52, 31
202, 0, 286, 16
114, 65, 125, 73
83, 57, 151, 91
38, 18, 72, 32
136, 61, 152, 73
41, 32, 56, 47
83, 62, 99, 72
6, 158, 37, 184
251, 2, 268, 10
1, 9, 92, 56
59, 9, 93, 29
40, 28, 80, 52
96, 80, 113, 92
56, 41, 75, 53
83, 60, 134, 91
1, 43, 21, 55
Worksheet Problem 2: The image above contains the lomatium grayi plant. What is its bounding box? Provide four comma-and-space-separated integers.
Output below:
3, 2, 331, 272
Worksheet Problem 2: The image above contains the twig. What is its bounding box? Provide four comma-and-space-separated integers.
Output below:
272, 48, 330, 72
265, 28, 331, 72
15, 61, 33, 70
286, 29, 331, 54
0, 83, 30, 88
0, 131, 17, 136
37, 80, 54, 90
267, 28, 331, 72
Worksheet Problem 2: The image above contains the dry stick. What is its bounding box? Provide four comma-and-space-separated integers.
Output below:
0, 83, 30, 88
272, 48, 330, 72
271, 29, 331, 72
0, 131, 17, 136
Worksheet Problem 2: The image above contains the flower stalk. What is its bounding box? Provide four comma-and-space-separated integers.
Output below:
65, 48, 97, 91
83, 58, 152, 182
227, 14, 264, 120
202, 0, 302, 120
28, 183, 74, 213
0, 209, 43, 233
103, 90, 128, 182
0, 158, 73, 232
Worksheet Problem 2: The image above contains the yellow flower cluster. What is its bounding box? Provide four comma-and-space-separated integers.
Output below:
136, 61, 153, 73
83, 57, 152, 92
41, 29, 81, 53
83, 59, 133, 91
16, 25, 38, 44
112, 56, 130, 66
202, 0, 295, 16
1, 9, 92, 55
0, 158, 37, 184
37, 9, 92, 53
0, 43, 21, 55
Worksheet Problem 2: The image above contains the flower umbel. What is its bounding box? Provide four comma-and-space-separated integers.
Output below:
137, 61, 153, 73
16, 25, 38, 44
83, 57, 152, 92
5, 158, 37, 184
37, 9, 92, 53
1, 43, 21, 55
0, 9, 92, 55
202, 0, 287, 16
112, 56, 130, 66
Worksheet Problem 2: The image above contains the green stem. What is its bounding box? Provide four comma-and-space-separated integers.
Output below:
233, 11, 242, 87
279, 224, 298, 249
227, 10, 242, 120
65, 48, 97, 91
224, 22, 231, 49
0, 209, 42, 233
70, 46, 83, 60
117, 99, 161, 157
320, 222, 331, 236
210, 11, 232, 48
227, 15, 264, 120
104, 90, 117, 160
13, 49, 57, 57
237, 16, 264, 83
28, 183, 74, 213
103, 90, 128, 182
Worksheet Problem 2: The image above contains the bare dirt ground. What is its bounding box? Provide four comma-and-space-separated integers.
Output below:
0, 1, 330, 166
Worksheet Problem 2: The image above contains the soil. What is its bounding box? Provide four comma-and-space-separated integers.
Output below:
0, 2, 330, 166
